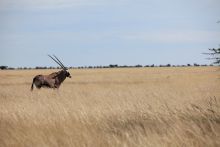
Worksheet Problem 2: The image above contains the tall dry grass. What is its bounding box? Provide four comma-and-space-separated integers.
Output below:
0, 67, 220, 147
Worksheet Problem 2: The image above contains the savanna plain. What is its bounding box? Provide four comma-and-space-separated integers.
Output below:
0, 67, 220, 147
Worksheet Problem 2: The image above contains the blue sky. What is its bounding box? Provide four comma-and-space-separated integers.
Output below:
0, 0, 219, 67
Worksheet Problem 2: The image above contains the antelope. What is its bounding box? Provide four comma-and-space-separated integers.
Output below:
31, 55, 71, 91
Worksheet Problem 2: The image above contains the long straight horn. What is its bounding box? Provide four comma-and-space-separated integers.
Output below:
48, 55, 64, 69
53, 55, 67, 70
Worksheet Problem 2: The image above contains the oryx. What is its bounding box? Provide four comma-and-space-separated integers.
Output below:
31, 55, 71, 91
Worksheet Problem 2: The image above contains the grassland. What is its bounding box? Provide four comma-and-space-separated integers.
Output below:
0, 67, 220, 147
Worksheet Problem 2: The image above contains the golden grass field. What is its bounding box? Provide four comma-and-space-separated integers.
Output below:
0, 67, 220, 147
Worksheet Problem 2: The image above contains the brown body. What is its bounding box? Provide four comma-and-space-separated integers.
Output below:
31, 70, 71, 90
31, 55, 71, 91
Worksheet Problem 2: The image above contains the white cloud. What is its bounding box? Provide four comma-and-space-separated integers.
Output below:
0, 0, 86, 9
0, 0, 127, 10
121, 30, 220, 44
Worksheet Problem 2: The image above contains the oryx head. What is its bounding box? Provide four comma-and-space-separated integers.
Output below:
48, 54, 71, 78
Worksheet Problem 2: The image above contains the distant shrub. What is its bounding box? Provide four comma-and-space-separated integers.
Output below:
0, 66, 8, 70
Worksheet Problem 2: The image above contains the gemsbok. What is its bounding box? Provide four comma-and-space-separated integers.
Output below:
31, 55, 71, 91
